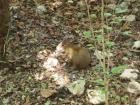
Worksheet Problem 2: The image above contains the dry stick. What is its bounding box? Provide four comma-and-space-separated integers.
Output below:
85, 0, 105, 71
84, 0, 104, 70
84, 0, 106, 75
101, 0, 109, 105
105, 3, 110, 105
85, 0, 97, 49
85, 0, 109, 104
3, 22, 11, 57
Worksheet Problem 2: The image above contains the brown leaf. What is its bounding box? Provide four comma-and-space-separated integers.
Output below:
0, 76, 7, 83
40, 89, 56, 98
23, 96, 32, 105
0, 87, 2, 94
122, 23, 130, 30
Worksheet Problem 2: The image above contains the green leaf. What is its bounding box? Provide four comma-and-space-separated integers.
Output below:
41, 83, 48, 89
83, 31, 92, 38
115, 7, 128, 14
111, 16, 125, 24
121, 31, 132, 36
45, 101, 50, 105
111, 65, 128, 74
28, 75, 32, 80
16, 67, 21, 71
95, 65, 103, 72
95, 35, 103, 42
105, 41, 115, 48
86, 44, 94, 49
121, 95, 129, 101
90, 14, 97, 19
91, 79, 105, 86
104, 13, 112, 17
104, 25, 112, 31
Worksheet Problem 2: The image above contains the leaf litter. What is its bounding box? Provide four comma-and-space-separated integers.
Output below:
0, 0, 140, 104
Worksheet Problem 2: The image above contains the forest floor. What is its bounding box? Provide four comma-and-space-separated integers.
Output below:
0, 0, 140, 105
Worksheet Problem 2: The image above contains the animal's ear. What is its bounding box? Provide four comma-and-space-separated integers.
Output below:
71, 39, 78, 44
62, 38, 72, 44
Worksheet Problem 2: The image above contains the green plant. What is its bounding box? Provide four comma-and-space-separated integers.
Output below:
91, 79, 105, 86
83, 30, 92, 38
111, 65, 128, 74
105, 41, 115, 48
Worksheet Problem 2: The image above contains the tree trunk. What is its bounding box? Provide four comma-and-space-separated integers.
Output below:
0, 0, 10, 60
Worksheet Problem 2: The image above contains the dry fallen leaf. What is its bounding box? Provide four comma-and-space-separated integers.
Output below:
120, 69, 139, 80
40, 88, 57, 98
23, 96, 32, 105
127, 80, 140, 94
36, 5, 46, 15
0, 87, 2, 94
125, 15, 136, 22
52, 72, 70, 87
136, 97, 140, 105
0, 76, 7, 83
87, 89, 105, 105
43, 57, 60, 71
132, 41, 140, 49
94, 50, 113, 60
66, 79, 85, 95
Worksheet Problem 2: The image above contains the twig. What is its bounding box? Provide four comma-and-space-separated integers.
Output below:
85, 0, 97, 49
101, 0, 109, 105
3, 21, 11, 57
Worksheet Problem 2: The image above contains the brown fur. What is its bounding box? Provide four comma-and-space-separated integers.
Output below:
62, 40, 91, 69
